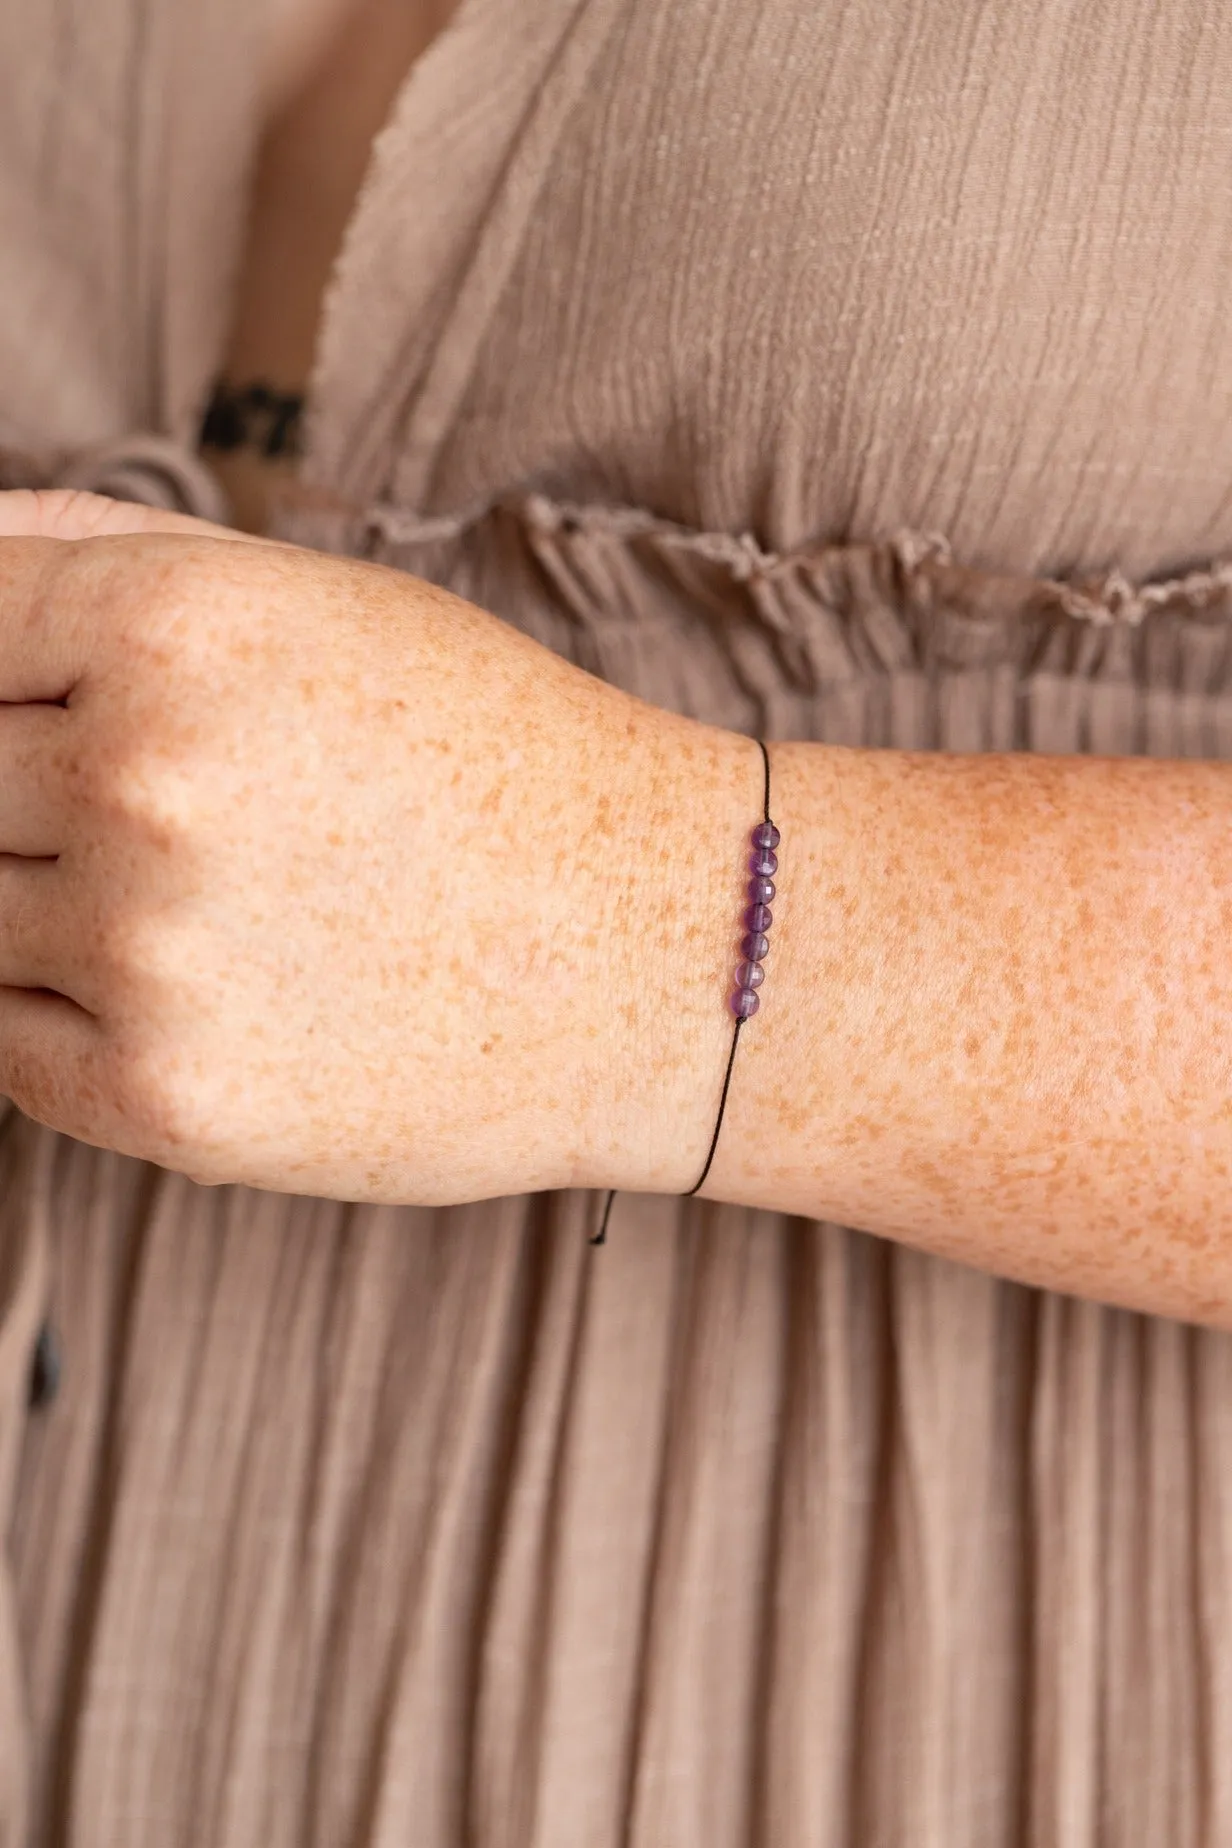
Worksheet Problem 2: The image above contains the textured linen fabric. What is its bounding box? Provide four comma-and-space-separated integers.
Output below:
5, 0, 1232, 1842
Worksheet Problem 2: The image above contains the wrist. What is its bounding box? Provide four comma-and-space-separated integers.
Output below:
564, 697, 762, 1199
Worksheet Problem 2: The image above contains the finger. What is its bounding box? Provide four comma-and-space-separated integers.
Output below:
0, 496, 298, 704
0, 984, 109, 1145
0, 859, 80, 998
0, 527, 244, 703
0, 536, 92, 701
0, 487, 259, 544
0, 706, 74, 855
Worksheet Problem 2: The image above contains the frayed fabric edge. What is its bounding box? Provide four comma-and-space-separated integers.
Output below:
361, 488, 1232, 629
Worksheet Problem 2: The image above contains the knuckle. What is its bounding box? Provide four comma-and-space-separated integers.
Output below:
73, 538, 217, 679
124, 545, 220, 657
93, 907, 199, 998
79, 738, 199, 844
110, 1035, 208, 1158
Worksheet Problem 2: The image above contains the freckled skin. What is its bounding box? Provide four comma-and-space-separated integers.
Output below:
5, 491, 1232, 1329
680, 741, 1232, 1328
0, 492, 739, 1217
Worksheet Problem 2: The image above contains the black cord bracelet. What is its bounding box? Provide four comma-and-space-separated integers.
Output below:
590, 737, 778, 1245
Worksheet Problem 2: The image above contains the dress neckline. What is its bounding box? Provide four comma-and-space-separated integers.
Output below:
179, 0, 617, 529
283, 0, 616, 519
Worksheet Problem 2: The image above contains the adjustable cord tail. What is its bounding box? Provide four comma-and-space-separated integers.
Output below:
589, 737, 775, 1248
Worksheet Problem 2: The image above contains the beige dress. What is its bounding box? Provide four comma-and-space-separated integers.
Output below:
5, 0, 1232, 1841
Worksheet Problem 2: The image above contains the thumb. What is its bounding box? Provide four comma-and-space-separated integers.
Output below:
0, 487, 268, 544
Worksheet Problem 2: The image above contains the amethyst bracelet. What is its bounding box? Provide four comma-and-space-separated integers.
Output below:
734, 816, 780, 1017
591, 738, 777, 1246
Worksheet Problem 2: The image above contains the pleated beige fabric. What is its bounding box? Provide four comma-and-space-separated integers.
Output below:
5, 0, 1232, 1841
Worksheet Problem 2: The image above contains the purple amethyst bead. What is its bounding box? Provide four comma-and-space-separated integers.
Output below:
749, 848, 778, 878
748, 874, 775, 904
752, 821, 781, 851
741, 930, 769, 961
745, 902, 773, 933
730, 986, 760, 1019
736, 959, 765, 990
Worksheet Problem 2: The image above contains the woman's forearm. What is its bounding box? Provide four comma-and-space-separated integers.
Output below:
586, 713, 1232, 1328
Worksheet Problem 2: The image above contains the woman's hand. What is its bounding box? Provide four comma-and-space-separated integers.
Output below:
0, 489, 748, 1204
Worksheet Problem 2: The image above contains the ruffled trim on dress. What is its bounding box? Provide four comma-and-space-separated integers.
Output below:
10, 436, 1232, 756
377, 490, 1232, 627
271, 487, 1232, 755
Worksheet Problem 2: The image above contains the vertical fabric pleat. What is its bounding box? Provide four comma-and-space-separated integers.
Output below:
10, 0, 1232, 1840
14, 499, 1232, 1844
